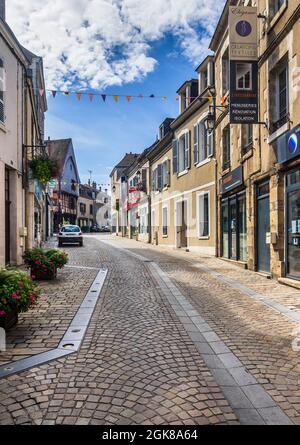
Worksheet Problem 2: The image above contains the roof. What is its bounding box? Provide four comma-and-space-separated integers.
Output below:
48, 139, 72, 171
110, 153, 140, 178
176, 79, 198, 95
195, 55, 214, 73
209, 0, 238, 52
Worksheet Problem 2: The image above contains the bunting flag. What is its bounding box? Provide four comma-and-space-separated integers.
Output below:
208, 95, 214, 105
40, 88, 216, 104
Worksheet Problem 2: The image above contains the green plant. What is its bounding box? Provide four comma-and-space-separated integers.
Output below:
0, 269, 40, 315
46, 250, 69, 269
29, 157, 59, 185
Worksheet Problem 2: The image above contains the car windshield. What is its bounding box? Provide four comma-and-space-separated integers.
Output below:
62, 226, 80, 233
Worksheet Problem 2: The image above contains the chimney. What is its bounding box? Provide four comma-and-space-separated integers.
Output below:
0, 0, 5, 21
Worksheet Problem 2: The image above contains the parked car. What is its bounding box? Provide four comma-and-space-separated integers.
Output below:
100, 226, 111, 233
90, 225, 101, 233
57, 225, 83, 247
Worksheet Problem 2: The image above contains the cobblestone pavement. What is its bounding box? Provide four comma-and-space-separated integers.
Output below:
101, 235, 300, 424
0, 236, 237, 425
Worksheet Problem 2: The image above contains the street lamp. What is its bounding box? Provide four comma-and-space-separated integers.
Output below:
205, 110, 216, 134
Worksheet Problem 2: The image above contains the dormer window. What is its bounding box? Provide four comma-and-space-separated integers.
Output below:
197, 59, 214, 95
269, 0, 285, 19
159, 124, 164, 140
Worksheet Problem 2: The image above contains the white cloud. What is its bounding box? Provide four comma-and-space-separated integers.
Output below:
7, 0, 224, 90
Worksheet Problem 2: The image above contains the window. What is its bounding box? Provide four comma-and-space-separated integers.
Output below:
194, 121, 213, 164
172, 132, 191, 175
269, 0, 285, 19
153, 161, 170, 191
236, 63, 252, 90
162, 206, 168, 237
222, 126, 231, 170
269, 60, 289, 133
222, 49, 229, 95
0, 58, 5, 124
69, 197, 76, 210
198, 193, 209, 238
80, 203, 86, 214
241, 124, 253, 156
90, 204, 93, 215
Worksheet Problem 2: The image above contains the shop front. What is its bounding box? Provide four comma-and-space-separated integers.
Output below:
220, 166, 247, 262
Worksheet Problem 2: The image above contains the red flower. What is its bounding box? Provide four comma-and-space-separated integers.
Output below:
0, 310, 6, 315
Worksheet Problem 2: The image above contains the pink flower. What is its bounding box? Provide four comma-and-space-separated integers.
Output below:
11, 293, 19, 299
0, 310, 6, 315
31, 275, 36, 280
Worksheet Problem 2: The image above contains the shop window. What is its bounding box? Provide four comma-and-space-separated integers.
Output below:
222, 193, 247, 262
162, 206, 168, 237
222, 126, 231, 170
241, 124, 253, 156
198, 193, 209, 238
269, 58, 289, 134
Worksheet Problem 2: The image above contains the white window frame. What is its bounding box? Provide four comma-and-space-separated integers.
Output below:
236, 62, 252, 91
162, 204, 168, 238
195, 114, 214, 166
197, 191, 210, 239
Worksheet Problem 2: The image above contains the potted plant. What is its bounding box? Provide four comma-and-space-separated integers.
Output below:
0, 269, 40, 330
23, 248, 68, 281
29, 156, 59, 185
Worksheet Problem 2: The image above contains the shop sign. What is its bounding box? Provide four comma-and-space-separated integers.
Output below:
221, 166, 243, 194
277, 124, 300, 164
229, 6, 258, 61
229, 60, 258, 124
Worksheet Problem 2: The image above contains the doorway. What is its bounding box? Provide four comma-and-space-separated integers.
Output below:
5, 168, 11, 265
286, 169, 300, 279
176, 200, 187, 248
257, 181, 270, 273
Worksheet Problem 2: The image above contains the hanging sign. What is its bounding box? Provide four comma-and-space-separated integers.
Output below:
229, 6, 258, 61
229, 60, 258, 124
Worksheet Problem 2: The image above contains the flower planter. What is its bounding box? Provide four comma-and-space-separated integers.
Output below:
30, 266, 57, 281
0, 310, 18, 330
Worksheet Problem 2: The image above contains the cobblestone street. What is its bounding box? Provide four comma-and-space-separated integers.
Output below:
1, 235, 300, 425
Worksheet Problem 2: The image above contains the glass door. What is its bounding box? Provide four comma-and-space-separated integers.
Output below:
287, 189, 300, 278
238, 193, 247, 261
257, 181, 270, 273
229, 197, 237, 260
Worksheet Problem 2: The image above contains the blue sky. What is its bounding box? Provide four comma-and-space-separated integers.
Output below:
45, 34, 199, 187
7, 0, 225, 188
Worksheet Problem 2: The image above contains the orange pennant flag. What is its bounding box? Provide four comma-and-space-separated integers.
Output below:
126, 96, 132, 102
76, 93, 82, 101
114, 95, 119, 102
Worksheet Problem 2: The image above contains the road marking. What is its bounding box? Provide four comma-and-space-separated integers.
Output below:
0, 269, 108, 379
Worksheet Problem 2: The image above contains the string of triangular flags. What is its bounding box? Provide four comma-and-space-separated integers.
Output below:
37, 88, 218, 104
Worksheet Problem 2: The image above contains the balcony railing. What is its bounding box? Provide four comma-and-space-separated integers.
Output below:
270, 113, 289, 134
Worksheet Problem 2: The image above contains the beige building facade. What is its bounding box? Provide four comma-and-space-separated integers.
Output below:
211, 0, 300, 284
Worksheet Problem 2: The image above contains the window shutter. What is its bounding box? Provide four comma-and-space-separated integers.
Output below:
199, 123, 205, 162
208, 130, 214, 157
142, 168, 147, 193
167, 160, 171, 187
0, 59, 4, 124
172, 139, 178, 175
185, 131, 191, 170
157, 164, 163, 191
193, 124, 199, 165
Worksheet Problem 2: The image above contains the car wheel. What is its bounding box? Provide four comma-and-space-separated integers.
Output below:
79, 242, 83, 247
